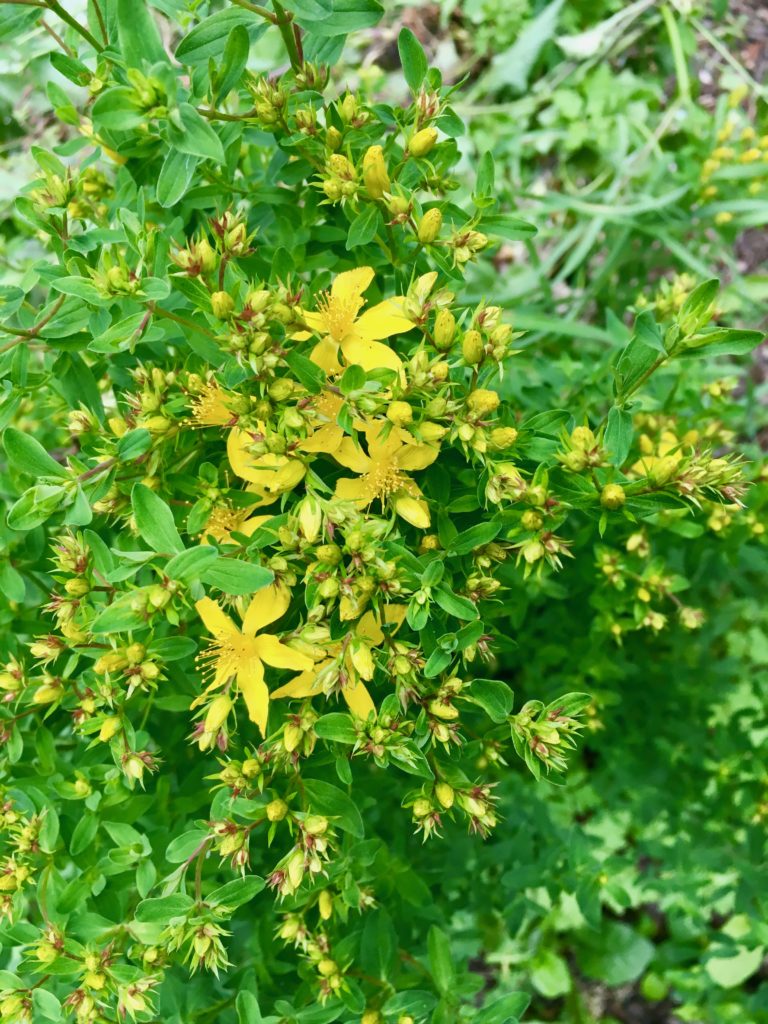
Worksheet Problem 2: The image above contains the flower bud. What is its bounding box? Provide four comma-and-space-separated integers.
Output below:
318, 889, 333, 920
462, 329, 484, 365
435, 782, 454, 809
204, 694, 232, 733
211, 291, 234, 320
266, 798, 289, 822
362, 145, 391, 199
417, 208, 442, 244
467, 389, 500, 417
408, 127, 438, 157
99, 716, 121, 742
387, 401, 413, 426
433, 309, 455, 350
490, 426, 518, 450
600, 484, 626, 510
326, 126, 342, 150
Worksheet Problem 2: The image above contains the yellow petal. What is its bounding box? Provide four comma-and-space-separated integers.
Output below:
271, 669, 320, 700
335, 476, 372, 506
242, 582, 291, 636
301, 423, 345, 454
237, 514, 273, 538
331, 267, 374, 302
332, 436, 371, 474
310, 336, 342, 374
354, 298, 413, 341
237, 656, 269, 735
340, 335, 403, 374
255, 634, 314, 671
343, 680, 376, 720
397, 442, 440, 472
302, 310, 329, 334
229, 431, 306, 495
356, 604, 408, 644
393, 491, 430, 528
195, 597, 239, 639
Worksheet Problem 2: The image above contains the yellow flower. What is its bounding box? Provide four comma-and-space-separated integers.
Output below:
201, 506, 272, 545
631, 430, 683, 479
194, 584, 313, 736
272, 605, 407, 718
298, 267, 412, 374
332, 422, 438, 528
227, 426, 306, 504
189, 382, 236, 428
300, 390, 346, 456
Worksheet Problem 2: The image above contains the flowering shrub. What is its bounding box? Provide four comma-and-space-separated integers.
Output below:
0, 3, 764, 1023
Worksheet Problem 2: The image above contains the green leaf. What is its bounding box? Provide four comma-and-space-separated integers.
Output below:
176, 9, 264, 64
475, 993, 530, 1024
705, 946, 764, 988
117, 428, 153, 462
70, 814, 99, 857
216, 25, 251, 102
236, 991, 262, 1024
7, 485, 69, 530
433, 588, 478, 620
3, 427, 69, 479
284, 0, 384, 36
579, 923, 654, 986
424, 648, 453, 679
302, 779, 364, 837
157, 150, 199, 208
32, 988, 62, 1022
398, 27, 428, 92
285, 351, 325, 393
131, 484, 185, 554
448, 522, 501, 555
117, 0, 167, 66
467, 679, 514, 723
90, 594, 147, 634
531, 950, 571, 998
427, 926, 455, 995
347, 204, 380, 249
166, 545, 218, 583
315, 713, 359, 744
208, 875, 265, 908
480, 212, 537, 240
605, 406, 633, 466
679, 327, 764, 358
340, 364, 366, 392
135, 893, 194, 923
678, 277, 718, 336
91, 87, 145, 131
200, 558, 274, 595
167, 104, 225, 164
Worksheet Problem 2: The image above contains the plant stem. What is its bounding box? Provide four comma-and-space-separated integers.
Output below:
90, 0, 108, 44
44, 0, 104, 51
273, 1, 301, 71
230, 0, 277, 23
154, 306, 218, 340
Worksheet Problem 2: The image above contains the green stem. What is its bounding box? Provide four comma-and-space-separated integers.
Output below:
154, 306, 218, 340
44, 0, 104, 51
273, 0, 301, 71
91, 0, 108, 44
229, 0, 277, 23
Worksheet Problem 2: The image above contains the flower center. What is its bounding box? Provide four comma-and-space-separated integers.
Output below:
316, 291, 363, 342
191, 384, 233, 427
367, 458, 407, 500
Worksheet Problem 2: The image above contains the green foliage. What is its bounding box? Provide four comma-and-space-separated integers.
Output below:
0, 2, 766, 1024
